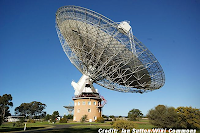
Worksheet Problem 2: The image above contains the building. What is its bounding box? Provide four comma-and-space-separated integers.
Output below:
6, 116, 25, 122
73, 92, 102, 122
71, 75, 106, 122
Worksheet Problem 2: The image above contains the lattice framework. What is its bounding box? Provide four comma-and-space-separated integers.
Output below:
56, 6, 165, 93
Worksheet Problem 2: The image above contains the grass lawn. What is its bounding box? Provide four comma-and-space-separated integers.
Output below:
132, 119, 155, 129
0, 121, 52, 132
40, 127, 103, 133
0, 121, 111, 133
29, 120, 155, 133
72, 123, 112, 129
0, 120, 199, 133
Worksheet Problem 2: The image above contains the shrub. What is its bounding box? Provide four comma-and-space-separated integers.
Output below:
176, 107, 200, 129
15, 121, 23, 127
110, 121, 114, 125
95, 117, 104, 123
112, 120, 136, 131
19, 117, 25, 123
147, 105, 178, 128
28, 119, 35, 123
59, 118, 67, 123
80, 115, 88, 123
60, 115, 68, 123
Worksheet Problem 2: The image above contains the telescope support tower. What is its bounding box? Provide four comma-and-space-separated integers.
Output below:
72, 75, 106, 122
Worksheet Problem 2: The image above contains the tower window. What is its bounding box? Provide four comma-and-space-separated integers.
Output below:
82, 101, 85, 105
88, 109, 91, 112
78, 102, 80, 105
78, 109, 80, 113
88, 101, 91, 105
93, 102, 96, 105
85, 84, 90, 87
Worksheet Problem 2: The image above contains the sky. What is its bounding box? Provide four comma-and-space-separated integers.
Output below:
0, 0, 200, 117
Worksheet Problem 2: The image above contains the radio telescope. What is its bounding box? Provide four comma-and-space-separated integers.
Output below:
56, 5, 165, 94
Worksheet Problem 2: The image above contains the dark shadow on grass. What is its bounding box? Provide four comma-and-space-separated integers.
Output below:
38, 127, 99, 133
0, 126, 45, 132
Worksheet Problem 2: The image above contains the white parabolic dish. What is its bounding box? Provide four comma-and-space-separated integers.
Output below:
56, 5, 165, 93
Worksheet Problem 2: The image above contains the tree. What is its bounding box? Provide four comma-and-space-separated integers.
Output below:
147, 105, 178, 128
102, 115, 108, 119
109, 115, 115, 119
0, 116, 2, 126
40, 111, 46, 119
176, 106, 200, 129
52, 111, 59, 117
51, 111, 59, 123
0, 94, 13, 125
128, 109, 143, 121
30, 101, 46, 119
15, 103, 31, 118
45, 114, 51, 121
66, 114, 73, 119
109, 115, 116, 121
15, 101, 46, 119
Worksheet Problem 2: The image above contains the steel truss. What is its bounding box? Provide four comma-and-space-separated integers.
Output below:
56, 5, 165, 93
63, 106, 74, 115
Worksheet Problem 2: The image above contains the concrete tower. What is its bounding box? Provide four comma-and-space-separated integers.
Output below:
72, 75, 105, 122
